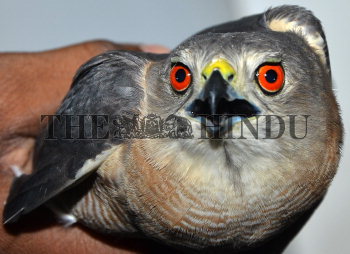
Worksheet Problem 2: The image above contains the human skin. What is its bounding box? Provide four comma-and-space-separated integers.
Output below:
0, 40, 174, 254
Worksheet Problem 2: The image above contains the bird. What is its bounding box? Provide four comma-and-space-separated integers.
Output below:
3, 5, 343, 253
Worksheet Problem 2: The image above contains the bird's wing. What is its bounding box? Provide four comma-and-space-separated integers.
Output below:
3, 50, 168, 224
197, 6, 330, 70
196, 13, 264, 34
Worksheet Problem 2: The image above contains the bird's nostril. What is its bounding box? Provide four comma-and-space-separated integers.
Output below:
228, 74, 234, 82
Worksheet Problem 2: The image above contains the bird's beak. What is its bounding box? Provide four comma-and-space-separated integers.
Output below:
186, 59, 260, 136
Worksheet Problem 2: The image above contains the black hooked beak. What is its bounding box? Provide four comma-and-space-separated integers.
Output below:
187, 69, 260, 136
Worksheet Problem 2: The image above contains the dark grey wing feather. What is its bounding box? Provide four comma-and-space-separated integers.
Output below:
3, 51, 166, 224
197, 6, 330, 69
196, 13, 265, 35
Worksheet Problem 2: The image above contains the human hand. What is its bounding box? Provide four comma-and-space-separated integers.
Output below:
0, 41, 172, 254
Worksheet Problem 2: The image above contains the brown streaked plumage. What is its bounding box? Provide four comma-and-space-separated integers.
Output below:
3, 5, 342, 253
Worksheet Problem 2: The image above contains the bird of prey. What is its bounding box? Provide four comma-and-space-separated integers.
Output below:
3, 5, 342, 253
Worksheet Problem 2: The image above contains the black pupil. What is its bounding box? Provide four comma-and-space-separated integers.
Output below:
264, 69, 278, 83
175, 68, 187, 82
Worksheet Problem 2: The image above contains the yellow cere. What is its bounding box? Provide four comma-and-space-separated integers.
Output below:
202, 59, 236, 83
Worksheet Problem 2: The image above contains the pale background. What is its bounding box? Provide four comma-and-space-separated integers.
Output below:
0, 0, 348, 253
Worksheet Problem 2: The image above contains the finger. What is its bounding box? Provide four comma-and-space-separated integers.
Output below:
139, 44, 170, 54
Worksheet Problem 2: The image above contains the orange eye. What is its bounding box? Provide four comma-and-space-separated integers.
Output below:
170, 63, 192, 92
256, 63, 284, 94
